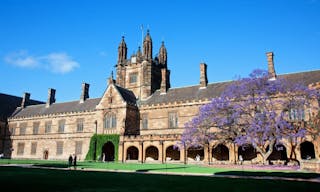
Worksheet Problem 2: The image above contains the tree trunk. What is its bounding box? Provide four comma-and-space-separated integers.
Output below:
255, 140, 275, 165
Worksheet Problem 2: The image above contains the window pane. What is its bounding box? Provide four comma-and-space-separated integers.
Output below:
58, 120, 65, 133
56, 141, 63, 155
31, 142, 37, 155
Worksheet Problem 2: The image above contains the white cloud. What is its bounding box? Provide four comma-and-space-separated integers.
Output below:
4, 51, 79, 74
4, 50, 39, 68
43, 53, 79, 74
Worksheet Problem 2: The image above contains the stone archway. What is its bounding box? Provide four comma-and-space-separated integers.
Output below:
212, 144, 229, 161
300, 141, 315, 160
187, 147, 204, 161
165, 145, 180, 161
127, 146, 139, 160
43, 150, 49, 160
145, 146, 159, 161
102, 141, 115, 161
267, 144, 288, 161
238, 144, 257, 161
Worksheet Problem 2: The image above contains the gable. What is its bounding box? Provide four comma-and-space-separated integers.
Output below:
96, 84, 131, 109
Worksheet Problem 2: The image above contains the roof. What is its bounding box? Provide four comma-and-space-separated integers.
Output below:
9, 69, 320, 118
0, 93, 44, 121
141, 70, 320, 106
10, 98, 100, 119
140, 81, 232, 106
115, 85, 137, 105
278, 70, 320, 86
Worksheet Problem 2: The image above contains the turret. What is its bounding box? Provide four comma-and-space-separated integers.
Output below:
143, 30, 152, 61
118, 36, 127, 64
158, 41, 167, 67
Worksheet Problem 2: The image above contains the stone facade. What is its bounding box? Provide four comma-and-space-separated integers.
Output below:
3, 32, 320, 167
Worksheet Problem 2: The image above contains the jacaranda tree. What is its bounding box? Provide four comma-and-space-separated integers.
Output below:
180, 69, 319, 164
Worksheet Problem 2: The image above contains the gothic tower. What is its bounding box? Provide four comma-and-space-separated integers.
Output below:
115, 31, 170, 100
143, 30, 152, 61
118, 36, 127, 64
158, 41, 167, 67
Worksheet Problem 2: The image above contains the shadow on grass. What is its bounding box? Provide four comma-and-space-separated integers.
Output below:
33, 163, 69, 168
215, 171, 320, 179
136, 166, 187, 172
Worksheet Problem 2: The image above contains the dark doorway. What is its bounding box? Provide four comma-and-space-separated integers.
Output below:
102, 141, 115, 161
43, 150, 49, 160
238, 144, 257, 160
300, 141, 315, 160
212, 144, 229, 161
145, 146, 159, 160
187, 147, 204, 161
267, 144, 288, 161
166, 145, 180, 161
127, 146, 139, 160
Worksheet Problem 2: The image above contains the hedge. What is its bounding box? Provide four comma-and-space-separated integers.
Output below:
85, 134, 120, 161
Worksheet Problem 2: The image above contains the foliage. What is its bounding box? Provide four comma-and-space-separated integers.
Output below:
85, 134, 119, 161
181, 69, 319, 164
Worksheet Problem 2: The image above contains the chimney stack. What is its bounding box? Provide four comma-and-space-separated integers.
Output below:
46, 88, 56, 108
266, 52, 276, 80
199, 63, 208, 88
80, 83, 90, 103
160, 68, 167, 94
21, 92, 30, 108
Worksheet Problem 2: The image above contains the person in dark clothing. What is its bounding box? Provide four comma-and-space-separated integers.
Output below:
68, 155, 73, 167
73, 155, 77, 168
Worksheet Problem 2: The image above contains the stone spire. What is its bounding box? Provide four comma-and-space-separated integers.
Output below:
158, 41, 167, 67
266, 52, 276, 80
118, 36, 127, 64
143, 30, 152, 61
136, 46, 142, 58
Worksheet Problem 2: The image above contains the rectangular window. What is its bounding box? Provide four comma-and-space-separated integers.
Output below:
45, 121, 52, 133
17, 142, 25, 155
75, 141, 83, 155
56, 141, 63, 155
9, 123, 16, 136
77, 119, 84, 132
58, 120, 65, 133
104, 114, 117, 129
129, 73, 138, 84
33, 122, 39, 135
169, 112, 178, 128
20, 127, 26, 135
31, 142, 37, 155
142, 114, 148, 129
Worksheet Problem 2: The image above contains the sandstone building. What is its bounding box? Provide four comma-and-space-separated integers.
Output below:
3, 31, 320, 165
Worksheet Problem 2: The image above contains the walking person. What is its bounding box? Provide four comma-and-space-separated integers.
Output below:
73, 154, 77, 169
68, 154, 73, 168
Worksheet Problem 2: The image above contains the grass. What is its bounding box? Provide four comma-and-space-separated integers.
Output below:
0, 166, 319, 192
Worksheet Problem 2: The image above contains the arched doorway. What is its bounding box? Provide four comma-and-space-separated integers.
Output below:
102, 141, 115, 161
43, 150, 49, 160
212, 144, 229, 161
187, 147, 204, 161
127, 146, 139, 160
145, 146, 159, 161
267, 144, 288, 161
238, 144, 257, 161
300, 141, 315, 160
165, 145, 180, 161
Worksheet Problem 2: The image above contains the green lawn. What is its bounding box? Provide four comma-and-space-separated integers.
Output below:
0, 166, 319, 192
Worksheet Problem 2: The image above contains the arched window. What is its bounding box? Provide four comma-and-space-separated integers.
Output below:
104, 113, 117, 129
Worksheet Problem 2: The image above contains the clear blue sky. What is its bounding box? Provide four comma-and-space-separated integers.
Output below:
1, 0, 319, 102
